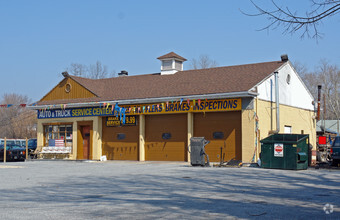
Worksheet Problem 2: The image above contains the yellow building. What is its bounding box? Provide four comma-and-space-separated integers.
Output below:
30, 52, 316, 163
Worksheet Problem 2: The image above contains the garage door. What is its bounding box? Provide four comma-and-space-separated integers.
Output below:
102, 116, 139, 160
145, 114, 187, 161
194, 112, 241, 162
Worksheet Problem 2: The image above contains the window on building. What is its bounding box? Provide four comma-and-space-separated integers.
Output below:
213, 132, 224, 139
162, 133, 172, 140
284, 126, 292, 134
43, 124, 73, 147
175, 60, 182, 70
117, 133, 126, 140
162, 60, 172, 70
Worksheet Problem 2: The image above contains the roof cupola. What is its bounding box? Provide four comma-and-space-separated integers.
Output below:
157, 52, 187, 75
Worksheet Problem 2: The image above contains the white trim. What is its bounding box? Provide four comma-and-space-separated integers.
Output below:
257, 98, 315, 112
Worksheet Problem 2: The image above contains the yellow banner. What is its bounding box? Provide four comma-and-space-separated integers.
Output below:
38, 98, 242, 119
123, 98, 241, 115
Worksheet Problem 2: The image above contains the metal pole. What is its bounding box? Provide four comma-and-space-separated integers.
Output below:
323, 94, 326, 134
274, 71, 280, 133
4, 137, 6, 163
317, 85, 321, 121
270, 79, 273, 131
26, 137, 28, 161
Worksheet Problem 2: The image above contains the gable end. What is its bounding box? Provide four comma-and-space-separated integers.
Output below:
40, 77, 98, 102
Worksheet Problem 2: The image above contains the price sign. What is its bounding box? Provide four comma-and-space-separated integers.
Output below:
106, 116, 137, 127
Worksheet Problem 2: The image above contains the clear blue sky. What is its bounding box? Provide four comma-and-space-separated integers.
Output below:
0, 0, 339, 102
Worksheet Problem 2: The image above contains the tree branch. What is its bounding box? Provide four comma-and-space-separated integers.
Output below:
242, 0, 340, 39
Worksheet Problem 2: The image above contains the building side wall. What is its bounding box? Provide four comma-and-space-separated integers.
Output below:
41, 78, 96, 101
257, 99, 316, 150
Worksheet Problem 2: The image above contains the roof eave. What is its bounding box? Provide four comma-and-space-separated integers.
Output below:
28, 91, 257, 110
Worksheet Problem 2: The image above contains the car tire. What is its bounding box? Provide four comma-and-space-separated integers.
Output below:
331, 159, 339, 166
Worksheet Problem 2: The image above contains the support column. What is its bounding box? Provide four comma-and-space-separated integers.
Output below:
139, 115, 145, 161
92, 116, 102, 160
241, 110, 256, 163
37, 120, 44, 152
187, 112, 193, 162
70, 121, 77, 160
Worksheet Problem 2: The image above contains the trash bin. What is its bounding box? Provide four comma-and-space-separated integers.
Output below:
260, 134, 309, 170
190, 137, 210, 166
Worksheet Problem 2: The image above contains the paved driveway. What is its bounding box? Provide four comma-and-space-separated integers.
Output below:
0, 161, 339, 219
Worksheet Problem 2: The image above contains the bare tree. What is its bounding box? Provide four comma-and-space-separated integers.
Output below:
317, 61, 340, 121
0, 93, 37, 139
299, 61, 340, 123
88, 61, 109, 79
190, 55, 218, 69
65, 61, 115, 79
243, 0, 340, 39
293, 61, 309, 76
67, 63, 88, 77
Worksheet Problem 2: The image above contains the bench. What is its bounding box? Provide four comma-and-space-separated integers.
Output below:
38, 147, 72, 159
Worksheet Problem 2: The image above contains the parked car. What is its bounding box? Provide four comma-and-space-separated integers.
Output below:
330, 136, 340, 166
0, 144, 26, 161
0, 139, 22, 146
0, 139, 31, 147
16, 139, 27, 147
4, 139, 16, 146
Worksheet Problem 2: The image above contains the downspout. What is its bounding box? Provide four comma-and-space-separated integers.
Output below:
270, 79, 273, 131
269, 71, 280, 134
275, 71, 280, 133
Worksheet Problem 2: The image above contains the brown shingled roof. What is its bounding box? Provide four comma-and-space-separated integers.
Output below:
37, 60, 286, 105
157, 52, 187, 61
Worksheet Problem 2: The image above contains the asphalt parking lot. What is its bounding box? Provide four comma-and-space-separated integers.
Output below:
0, 160, 339, 220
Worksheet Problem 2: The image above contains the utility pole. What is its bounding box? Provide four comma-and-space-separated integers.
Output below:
4, 137, 6, 163
26, 137, 28, 160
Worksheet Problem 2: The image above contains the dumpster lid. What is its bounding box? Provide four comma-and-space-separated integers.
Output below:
260, 134, 309, 144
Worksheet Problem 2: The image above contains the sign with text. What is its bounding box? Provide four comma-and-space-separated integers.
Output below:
37, 98, 242, 119
106, 116, 136, 127
125, 98, 242, 115
38, 107, 115, 119
274, 143, 284, 157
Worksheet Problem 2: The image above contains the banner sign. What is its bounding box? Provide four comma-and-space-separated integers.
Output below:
106, 116, 136, 127
37, 98, 241, 119
38, 107, 114, 119
126, 98, 241, 115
